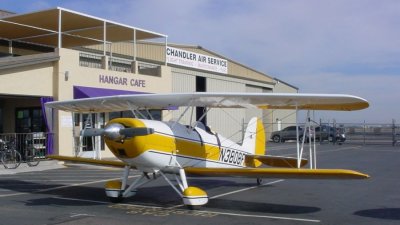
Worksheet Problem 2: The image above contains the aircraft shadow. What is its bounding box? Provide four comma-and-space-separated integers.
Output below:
2, 178, 320, 215
354, 208, 400, 220
205, 198, 320, 214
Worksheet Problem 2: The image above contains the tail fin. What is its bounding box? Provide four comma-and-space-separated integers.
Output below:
241, 117, 265, 156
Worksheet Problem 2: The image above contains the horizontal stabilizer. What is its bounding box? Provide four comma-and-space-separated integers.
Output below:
246, 155, 308, 168
47, 155, 128, 168
184, 167, 369, 179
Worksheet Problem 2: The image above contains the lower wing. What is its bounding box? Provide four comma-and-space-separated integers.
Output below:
184, 167, 369, 179
47, 155, 127, 168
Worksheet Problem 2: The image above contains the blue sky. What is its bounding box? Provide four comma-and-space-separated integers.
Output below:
2, 0, 399, 123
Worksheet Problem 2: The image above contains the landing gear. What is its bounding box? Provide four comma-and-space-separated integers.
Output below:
104, 165, 208, 209
104, 166, 146, 203
256, 178, 263, 185
160, 168, 208, 209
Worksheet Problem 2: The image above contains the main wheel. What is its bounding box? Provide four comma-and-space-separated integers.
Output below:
109, 196, 123, 203
2, 150, 21, 169
256, 178, 263, 185
272, 135, 281, 143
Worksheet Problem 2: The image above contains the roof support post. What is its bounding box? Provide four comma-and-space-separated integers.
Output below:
103, 21, 106, 56
58, 9, 62, 48
133, 29, 137, 61
165, 36, 168, 65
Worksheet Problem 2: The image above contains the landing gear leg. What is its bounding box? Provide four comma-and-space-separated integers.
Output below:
105, 166, 155, 203
160, 168, 208, 210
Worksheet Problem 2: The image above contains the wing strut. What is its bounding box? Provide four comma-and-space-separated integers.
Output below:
172, 99, 194, 128
296, 109, 318, 169
191, 107, 211, 128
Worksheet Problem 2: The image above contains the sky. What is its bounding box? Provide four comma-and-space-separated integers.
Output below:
2, 0, 399, 123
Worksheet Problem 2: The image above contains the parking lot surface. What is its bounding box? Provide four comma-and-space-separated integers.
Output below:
0, 143, 399, 225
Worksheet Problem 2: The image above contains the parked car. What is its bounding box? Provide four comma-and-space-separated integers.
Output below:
315, 125, 346, 143
270, 126, 310, 143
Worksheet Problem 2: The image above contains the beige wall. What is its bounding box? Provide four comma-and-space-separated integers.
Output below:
54, 48, 172, 157
0, 62, 54, 97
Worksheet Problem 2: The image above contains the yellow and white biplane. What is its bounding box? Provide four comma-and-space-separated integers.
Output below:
45, 92, 369, 209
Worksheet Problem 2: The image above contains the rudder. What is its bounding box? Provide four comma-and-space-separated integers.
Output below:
241, 117, 265, 156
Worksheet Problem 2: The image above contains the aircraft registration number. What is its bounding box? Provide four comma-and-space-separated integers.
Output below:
218, 148, 245, 166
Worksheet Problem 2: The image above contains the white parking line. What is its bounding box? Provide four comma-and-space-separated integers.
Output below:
199, 210, 320, 222
210, 179, 284, 199
0, 175, 140, 198
1, 172, 319, 223
166, 179, 320, 222
52, 196, 320, 223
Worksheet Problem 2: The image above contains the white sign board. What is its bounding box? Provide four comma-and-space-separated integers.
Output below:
166, 46, 228, 74
61, 115, 73, 128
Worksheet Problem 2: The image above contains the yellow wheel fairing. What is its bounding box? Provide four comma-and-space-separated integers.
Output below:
183, 186, 207, 197
182, 186, 209, 207
105, 180, 122, 190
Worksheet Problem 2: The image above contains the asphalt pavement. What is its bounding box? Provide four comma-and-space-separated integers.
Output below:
0, 143, 399, 225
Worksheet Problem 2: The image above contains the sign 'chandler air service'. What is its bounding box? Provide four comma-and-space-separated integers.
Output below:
166, 46, 228, 74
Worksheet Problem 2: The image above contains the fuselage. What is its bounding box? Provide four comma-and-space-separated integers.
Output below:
104, 118, 249, 172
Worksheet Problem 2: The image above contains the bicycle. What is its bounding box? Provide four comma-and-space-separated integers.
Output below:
25, 145, 41, 167
0, 138, 21, 169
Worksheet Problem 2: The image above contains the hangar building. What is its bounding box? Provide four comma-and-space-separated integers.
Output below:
0, 7, 297, 159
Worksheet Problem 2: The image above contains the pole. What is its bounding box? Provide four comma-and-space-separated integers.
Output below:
296, 106, 300, 168
363, 120, 366, 145
392, 119, 396, 147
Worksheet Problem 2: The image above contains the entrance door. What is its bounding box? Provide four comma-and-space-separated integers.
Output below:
74, 113, 104, 159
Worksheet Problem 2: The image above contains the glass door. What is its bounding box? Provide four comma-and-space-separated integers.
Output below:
75, 113, 104, 159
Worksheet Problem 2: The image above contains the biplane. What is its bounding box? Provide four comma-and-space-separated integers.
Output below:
45, 92, 369, 209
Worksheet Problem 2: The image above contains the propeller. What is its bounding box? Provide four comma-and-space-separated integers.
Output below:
81, 123, 154, 141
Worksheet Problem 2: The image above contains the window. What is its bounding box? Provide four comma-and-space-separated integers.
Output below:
15, 107, 45, 133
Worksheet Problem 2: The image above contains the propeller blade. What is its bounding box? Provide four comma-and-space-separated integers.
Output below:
81, 128, 105, 137
120, 127, 154, 138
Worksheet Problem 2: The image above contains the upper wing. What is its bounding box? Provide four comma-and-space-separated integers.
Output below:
45, 92, 369, 113
184, 167, 369, 179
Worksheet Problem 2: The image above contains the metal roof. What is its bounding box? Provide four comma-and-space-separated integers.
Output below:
0, 7, 167, 48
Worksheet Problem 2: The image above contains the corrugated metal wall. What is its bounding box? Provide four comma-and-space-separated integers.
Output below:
171, 67, 248, 142
262, 88, 274, 138
170, 70, 196, 124
245, 85, 263, 122
206, 76, 246, 143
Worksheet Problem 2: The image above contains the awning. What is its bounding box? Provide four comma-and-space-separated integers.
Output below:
73, 86, 147, 99
0, 7, 167, 48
